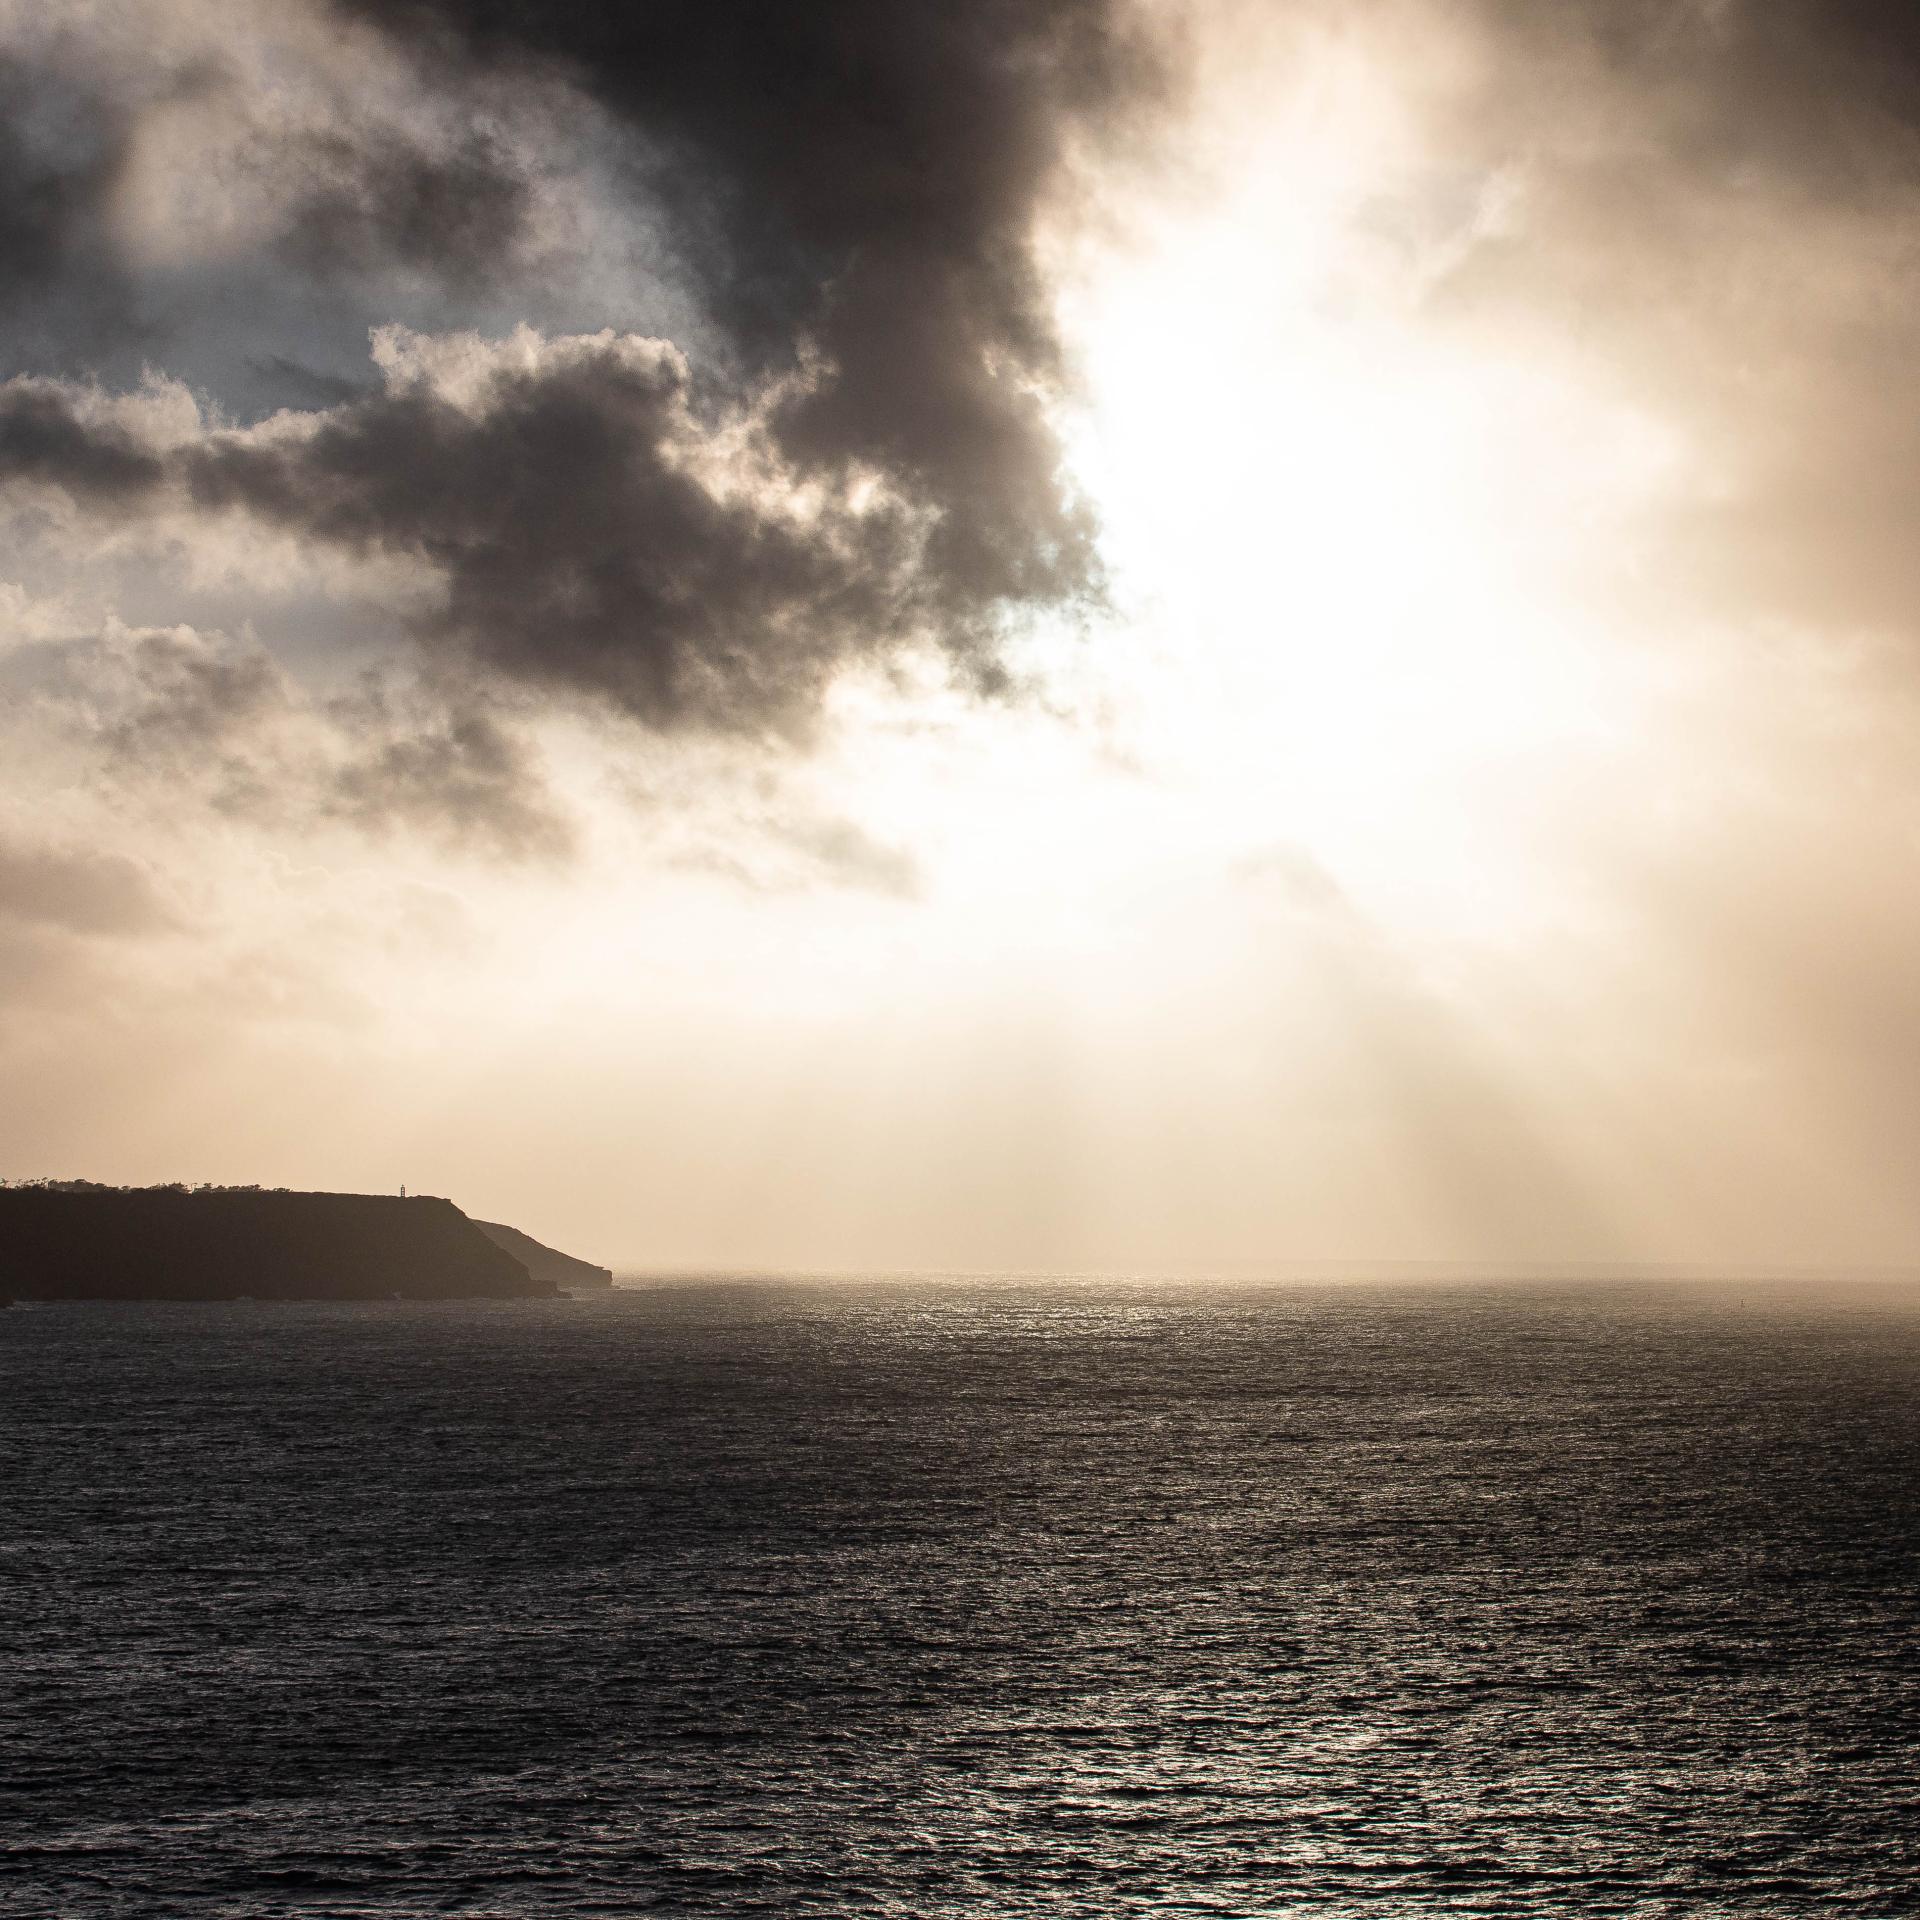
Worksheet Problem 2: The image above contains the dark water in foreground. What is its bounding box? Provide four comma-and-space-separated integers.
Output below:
3, 1279, 1918, 1917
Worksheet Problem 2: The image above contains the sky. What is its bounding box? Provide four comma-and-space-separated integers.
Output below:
5, 0, 1920, 1272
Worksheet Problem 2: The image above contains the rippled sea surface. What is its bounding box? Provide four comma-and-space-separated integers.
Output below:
4, 1279, 1918, 1916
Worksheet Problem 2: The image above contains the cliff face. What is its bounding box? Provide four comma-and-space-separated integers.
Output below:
0, 1189, 556, 1302
475, 1219, 614, 1290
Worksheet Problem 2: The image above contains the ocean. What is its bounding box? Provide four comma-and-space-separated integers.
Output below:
3, 1278, 1917, 1916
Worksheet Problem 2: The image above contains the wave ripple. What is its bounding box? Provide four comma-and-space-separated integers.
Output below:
3, 1279, 1917, 1915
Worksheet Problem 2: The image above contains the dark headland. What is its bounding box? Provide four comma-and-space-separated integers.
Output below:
475, 1218, 614, 1290
0, 1185, 566, 1303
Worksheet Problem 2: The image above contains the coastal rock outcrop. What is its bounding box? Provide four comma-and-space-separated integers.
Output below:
475, 1219, 614, 1291
0, 1187, 556, 1301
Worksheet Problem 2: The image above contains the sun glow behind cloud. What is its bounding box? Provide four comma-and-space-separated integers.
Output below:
757, 15, 1696, 1034
618, 6, 1920, 1271
458, 25, 1703, 1269
1045, 26, 1689, 953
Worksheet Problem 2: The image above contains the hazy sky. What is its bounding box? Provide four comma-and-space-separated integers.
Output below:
5, 0, 1920, 1271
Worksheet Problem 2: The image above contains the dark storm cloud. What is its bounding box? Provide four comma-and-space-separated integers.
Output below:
83, 628, 287, 779
0, 836, 177, 939
0, 329, 1051, 734
276, 127, 534, 289
1429, 0, 1920, 293
8, 620, 568, 866
340, 0, 1155, 616
0, 385, 165, 502
0, 26, 548, 387
1468, 0, 1920, 196
0, 55, 142, 372
1404, 0, 1920, 643
178, 339, 917, 731
0, 59, 113, 292
324, 685, 575, 862
0, 0, 1158, 765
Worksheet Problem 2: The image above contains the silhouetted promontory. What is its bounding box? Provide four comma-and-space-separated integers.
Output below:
475, 1219, 613, 1291
0, 1186, 557, 1302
